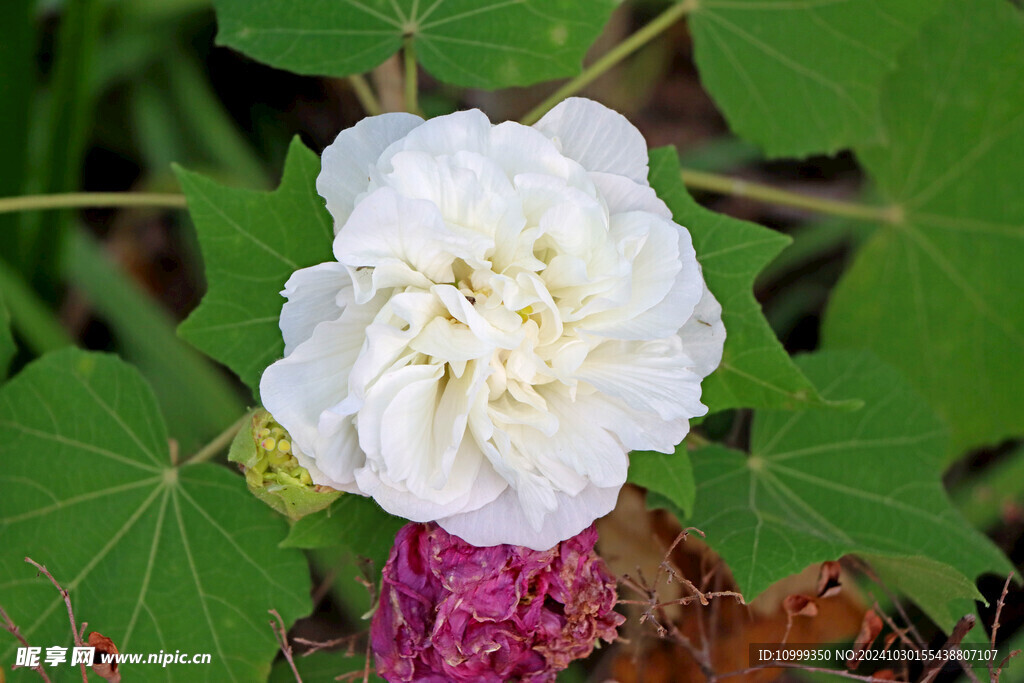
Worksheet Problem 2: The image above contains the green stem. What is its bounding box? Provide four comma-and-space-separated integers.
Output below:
0, 192, 187, 215
348, 74, 383, 116
403, 36, 419, 116
520, 0, 697, 126
0, 258, 72, 353
182, 413, 250, 466
680, 168, 904, 224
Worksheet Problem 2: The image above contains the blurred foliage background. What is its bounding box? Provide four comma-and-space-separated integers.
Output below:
2, 1, 1022, 680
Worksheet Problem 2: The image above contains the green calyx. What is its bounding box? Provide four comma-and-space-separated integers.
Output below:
229, 409, 341, 520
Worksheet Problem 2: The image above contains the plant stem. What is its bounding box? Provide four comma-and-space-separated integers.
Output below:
520, 0, 697, 126
403, 36, 419, 116
182, 413, 250, 466
0, 192, 186, 214
348, 74, 383, 116
0, 168, 901, 230
680, 168, 903, 224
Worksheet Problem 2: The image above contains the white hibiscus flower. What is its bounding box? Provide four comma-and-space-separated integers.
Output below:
260, 97, 724, 550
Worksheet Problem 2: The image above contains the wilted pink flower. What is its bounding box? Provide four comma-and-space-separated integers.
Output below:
371, 522, 623, 682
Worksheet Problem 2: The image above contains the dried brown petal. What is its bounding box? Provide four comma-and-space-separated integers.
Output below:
817, 561, 842, 598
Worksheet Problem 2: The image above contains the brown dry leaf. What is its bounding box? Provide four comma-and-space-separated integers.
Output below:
782, 595, 818, 618
846, 609, 884, 670
817, 561, 843, 598
89, 631, 122, 683
602, 486, 865, 683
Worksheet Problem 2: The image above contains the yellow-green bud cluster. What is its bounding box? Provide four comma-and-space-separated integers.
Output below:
229, 409, 340, 520
246, 422, 314, 489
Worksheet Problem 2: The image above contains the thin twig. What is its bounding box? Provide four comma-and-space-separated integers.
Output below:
1, 605, 53, 683
269, 609, 302, 683
990, 572, 1014, 681
347, 74, 383, 116
995, 649, 1022, 683
24, 557, 88, 683
848, 557, 926, 648
679, 168, 903, 225
918, 614, 975, 683
871, 601, 920, 653
402, 36, 419, 116
715, 662, 904, 682
293, 633, 362, 656
182, 413, 249, 466
0, 192, 187, 214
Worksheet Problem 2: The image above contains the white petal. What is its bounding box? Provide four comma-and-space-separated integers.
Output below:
317, 113, 423, 232
590, 171, 672, 218
488, 121, 585, 183
309, 407, 364, 490
577, 391, 692, 453
575, 338, 708, 421
582, 213, 703, 340
678, 282, 726, 379
279, 262, 351, 354
260, 316, 365, 463
354, 437, 508, 522
516, 386, 629, 488
289, 441, 358, 492
382, 150, 521, 242
333, 187, 491, 288
411, 317, 493, 362
533, 97, 650, 184
388, 109, 491, 158
437, 482, 621, 550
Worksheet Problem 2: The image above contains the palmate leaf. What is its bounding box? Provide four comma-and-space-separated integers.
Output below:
649, 147, 832, 412
689, 350, 1010, 631
281, 495, 406, 570
688, 0, 938, 158
213, 0, 616, 89
0, 350, 311, 681
823, 0, 1024, 455
628, 446, 695, 519
175, 138, 333, 399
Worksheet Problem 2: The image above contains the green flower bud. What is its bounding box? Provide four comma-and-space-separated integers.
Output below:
229, 409, 340, 520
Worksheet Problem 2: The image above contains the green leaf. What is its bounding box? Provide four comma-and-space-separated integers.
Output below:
689, 350, 1010, 628
863, 554, 982, 632
212, 0, 616, 89
689, 0, 938, 158
63, 229, 246, 455
0, 349, 312, 680
0, 298, 14, 380
270, 651, 383, 683
628, 446, 695, 519
175, 137, 333, 399
281, 495, 405, 569
823, 0, 1024, 455
649, 147, 832, 412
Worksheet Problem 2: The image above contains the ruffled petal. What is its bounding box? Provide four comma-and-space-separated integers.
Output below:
333, 187, 492, 290
589, 171, 671, 218
317, 113, 423, 232
575, 338, 707, 421
582, 213, 703, 340
677, 282, 726, 380
533, 97, 650, 184
437, 482, 621, 551
279, 262, 351, 354
260, 316, 365, 466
